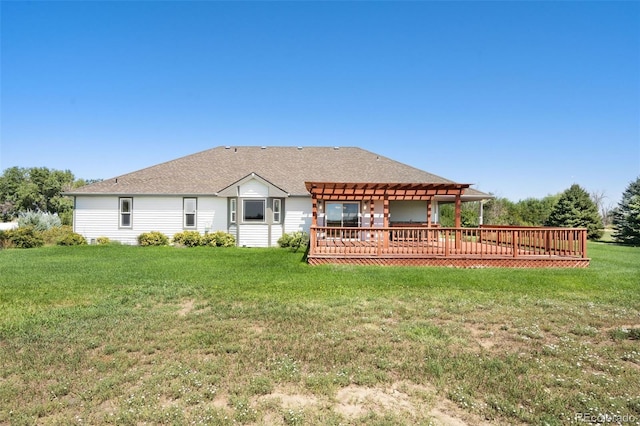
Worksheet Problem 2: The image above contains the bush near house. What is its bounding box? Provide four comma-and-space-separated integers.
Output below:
56, 232, 87, 246
278, 231, 309, 252
172, 231, 203, 247
203, 231, 236, 247
137, 231, 170, 247
0, 227, 44, 249
96, 236, 113, 246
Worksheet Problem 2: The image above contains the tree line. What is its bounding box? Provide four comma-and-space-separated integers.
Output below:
0, 167, 100, 225
1, 167, 639, 244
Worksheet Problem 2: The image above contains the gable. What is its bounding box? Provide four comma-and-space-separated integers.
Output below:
216, 173, 289, 198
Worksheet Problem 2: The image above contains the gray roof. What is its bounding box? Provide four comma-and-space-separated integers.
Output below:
67, 146, 490, 198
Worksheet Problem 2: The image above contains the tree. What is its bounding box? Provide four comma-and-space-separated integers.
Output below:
482, 197, 521, 225
515, 194, 559, 226
612, 177, 640, 245
545, 184, 603, 240
0, 167, 78, 223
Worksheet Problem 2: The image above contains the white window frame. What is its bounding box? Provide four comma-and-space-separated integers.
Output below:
273, 199, 281, 224
243, 199, 266, 223
230, 198, 237, 223
183, 197, 197, 228
119, 197, 132, 228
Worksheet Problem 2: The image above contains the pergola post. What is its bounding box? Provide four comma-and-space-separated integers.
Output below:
383, 195, 389, 227
455, 192, 462, 251
426, 198, 432, 228
311, 198, 318, 227
369, 199, 375, 228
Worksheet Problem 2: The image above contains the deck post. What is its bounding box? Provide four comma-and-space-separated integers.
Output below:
513, 230, 519, 258
310, 226, 316, 255
444, 229, 450, 256
582, 229, 588, 258
426, 199, 432, 228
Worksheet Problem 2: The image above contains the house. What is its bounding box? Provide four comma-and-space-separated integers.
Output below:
67, 146, 589, 267
67, 146, 488, 246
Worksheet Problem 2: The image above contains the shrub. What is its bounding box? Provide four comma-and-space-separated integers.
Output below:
96, 236, 112, 245
138, 231, 169, 247
173, 230, 203, 247
57, 232, 87, 246
3, 227, 44, 249
18, 210, 62, 231
278, 231, 309, 252
0, 230, 12, 249
203, 231, 236, 247
40, 225, 74, 245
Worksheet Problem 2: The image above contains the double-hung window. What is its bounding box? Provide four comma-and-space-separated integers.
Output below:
184, 198, 197, 228
119, 198, 132, 228
230, 199, 237, 223
273, 199, 281, 223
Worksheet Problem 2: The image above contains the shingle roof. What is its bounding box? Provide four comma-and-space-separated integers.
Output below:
67, 146, 490, 198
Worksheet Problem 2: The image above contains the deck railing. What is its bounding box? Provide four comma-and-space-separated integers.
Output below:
309, 226, 588, 259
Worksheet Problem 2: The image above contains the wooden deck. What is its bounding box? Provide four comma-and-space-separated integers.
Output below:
307, 226, 589, 268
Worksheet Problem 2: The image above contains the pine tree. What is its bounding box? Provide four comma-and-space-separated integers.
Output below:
545, 184, 603, 240
612, 177, 640, 245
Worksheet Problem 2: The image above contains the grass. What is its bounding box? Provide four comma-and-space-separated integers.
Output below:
0, 242, 639, 425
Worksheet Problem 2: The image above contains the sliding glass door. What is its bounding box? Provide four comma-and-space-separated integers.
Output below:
326, 202, 360, 227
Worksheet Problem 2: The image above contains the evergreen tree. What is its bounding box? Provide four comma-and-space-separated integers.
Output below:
612, 177, 640, 245
545, 184, 603, 240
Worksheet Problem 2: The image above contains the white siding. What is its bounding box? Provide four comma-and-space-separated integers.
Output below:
283, 197, 312, 233
239, 180, 268, 198
271, 224, 283, 247
74, 195, 228, 245
362, 200, 384, 227
238, 225, 269, 247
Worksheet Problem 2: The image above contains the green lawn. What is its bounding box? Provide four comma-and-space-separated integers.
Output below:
1, 243, 639, 425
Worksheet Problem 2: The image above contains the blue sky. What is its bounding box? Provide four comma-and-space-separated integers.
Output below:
1, 1, 638, 204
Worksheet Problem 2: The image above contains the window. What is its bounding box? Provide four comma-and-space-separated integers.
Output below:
230, 199, 237, 223
243, 199, 265, 222
184, 198, 197, 228
273, 199, 281, 223
119, 198, 132, 228
326, 202, 359, 227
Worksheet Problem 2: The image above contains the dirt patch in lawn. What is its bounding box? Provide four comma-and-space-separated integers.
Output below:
177, 299, 195, 316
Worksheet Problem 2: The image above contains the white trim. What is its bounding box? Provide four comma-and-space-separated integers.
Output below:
119, 197, 132, 228
183, 197, 197, 228
273, 199, 281, 223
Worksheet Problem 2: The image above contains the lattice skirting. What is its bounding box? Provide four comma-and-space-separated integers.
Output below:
307, 256, 590, 268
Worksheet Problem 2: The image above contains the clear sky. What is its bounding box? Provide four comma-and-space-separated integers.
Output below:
1, 1, 638, 205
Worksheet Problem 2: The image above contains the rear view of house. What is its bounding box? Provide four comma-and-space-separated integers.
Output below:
67, 146, 489, 247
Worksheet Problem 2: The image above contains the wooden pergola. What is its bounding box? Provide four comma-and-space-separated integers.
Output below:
305, 181, 471, 228
303, 181, 589, 268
